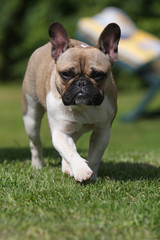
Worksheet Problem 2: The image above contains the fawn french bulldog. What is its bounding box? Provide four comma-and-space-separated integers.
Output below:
22, 22, 121, 182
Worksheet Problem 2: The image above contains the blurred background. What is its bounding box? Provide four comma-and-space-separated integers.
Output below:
0, 0, 160, 152
0, 0, 160, 83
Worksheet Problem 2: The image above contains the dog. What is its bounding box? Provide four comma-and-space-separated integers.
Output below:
22, 21, 121, 182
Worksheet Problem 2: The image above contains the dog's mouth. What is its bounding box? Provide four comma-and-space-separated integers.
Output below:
74, 92, 93, 105
62, 78, 104, 106
62, 91, 94, 106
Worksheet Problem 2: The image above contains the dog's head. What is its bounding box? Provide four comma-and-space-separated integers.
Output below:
49, 22, 121, 106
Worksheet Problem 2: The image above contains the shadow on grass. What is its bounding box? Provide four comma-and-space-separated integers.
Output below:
0, 147, 61, 167
0, 147, 159, 181
99, 161, 160, 181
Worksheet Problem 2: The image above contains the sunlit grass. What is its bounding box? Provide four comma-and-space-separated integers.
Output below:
0, 83, 160, 240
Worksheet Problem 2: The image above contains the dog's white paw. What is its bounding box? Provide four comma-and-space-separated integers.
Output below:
72, 160, 93, 182
31, 157, 45, 169
62, 159, 73, 176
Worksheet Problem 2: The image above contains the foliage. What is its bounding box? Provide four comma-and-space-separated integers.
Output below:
0, 83, 160, 240
0, 0, 160, 82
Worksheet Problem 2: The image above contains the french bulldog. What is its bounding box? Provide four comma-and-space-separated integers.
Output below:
22, 22, 121, 182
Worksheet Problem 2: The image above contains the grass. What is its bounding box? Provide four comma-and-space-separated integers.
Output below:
0, 83, 160, 240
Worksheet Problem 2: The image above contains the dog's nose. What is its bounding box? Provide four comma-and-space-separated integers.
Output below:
76, 78, 88, 88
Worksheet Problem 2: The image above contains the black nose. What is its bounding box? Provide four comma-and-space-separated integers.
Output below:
76, 78, 88, 88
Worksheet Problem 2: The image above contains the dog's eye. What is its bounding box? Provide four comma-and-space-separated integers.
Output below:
91, 71, 106, 81
60, 71, 74, 81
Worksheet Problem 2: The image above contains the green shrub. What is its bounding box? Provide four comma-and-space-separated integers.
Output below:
1, 0, 160, 90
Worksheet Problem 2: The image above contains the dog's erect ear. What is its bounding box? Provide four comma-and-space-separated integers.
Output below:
97, 23, 121, 64
49, 22, 70, 61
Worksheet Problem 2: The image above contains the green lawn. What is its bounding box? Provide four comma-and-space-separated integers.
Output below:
0, 83, 160, 240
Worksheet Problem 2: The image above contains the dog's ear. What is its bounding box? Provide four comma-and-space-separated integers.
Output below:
49, 22, 70, 61
97, 23, 121, 64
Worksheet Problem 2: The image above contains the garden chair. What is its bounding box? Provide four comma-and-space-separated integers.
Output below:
76, 7, 160, 121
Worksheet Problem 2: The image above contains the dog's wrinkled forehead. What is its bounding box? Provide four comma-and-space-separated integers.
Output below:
57, 46, 111, 74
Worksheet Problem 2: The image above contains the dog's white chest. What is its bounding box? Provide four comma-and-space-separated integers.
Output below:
46, 92, 114, 134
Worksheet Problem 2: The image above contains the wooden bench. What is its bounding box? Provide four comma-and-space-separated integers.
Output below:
76, 7, 160, 121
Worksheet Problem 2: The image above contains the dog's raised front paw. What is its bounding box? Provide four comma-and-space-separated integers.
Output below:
72, 160, 93, 182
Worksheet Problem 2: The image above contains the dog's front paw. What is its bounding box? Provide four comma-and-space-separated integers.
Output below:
62, 159, 73, 176
72, 160, 93, 182
90, 172, 98, 182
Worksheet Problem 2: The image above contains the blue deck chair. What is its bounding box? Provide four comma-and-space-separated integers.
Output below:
76, 7, 160, 121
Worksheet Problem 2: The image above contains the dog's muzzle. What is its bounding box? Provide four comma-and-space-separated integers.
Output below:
62, 77, 104, 106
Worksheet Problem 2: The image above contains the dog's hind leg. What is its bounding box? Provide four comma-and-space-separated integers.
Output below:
62, 158, 73, 176
23, 94, 45, 169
